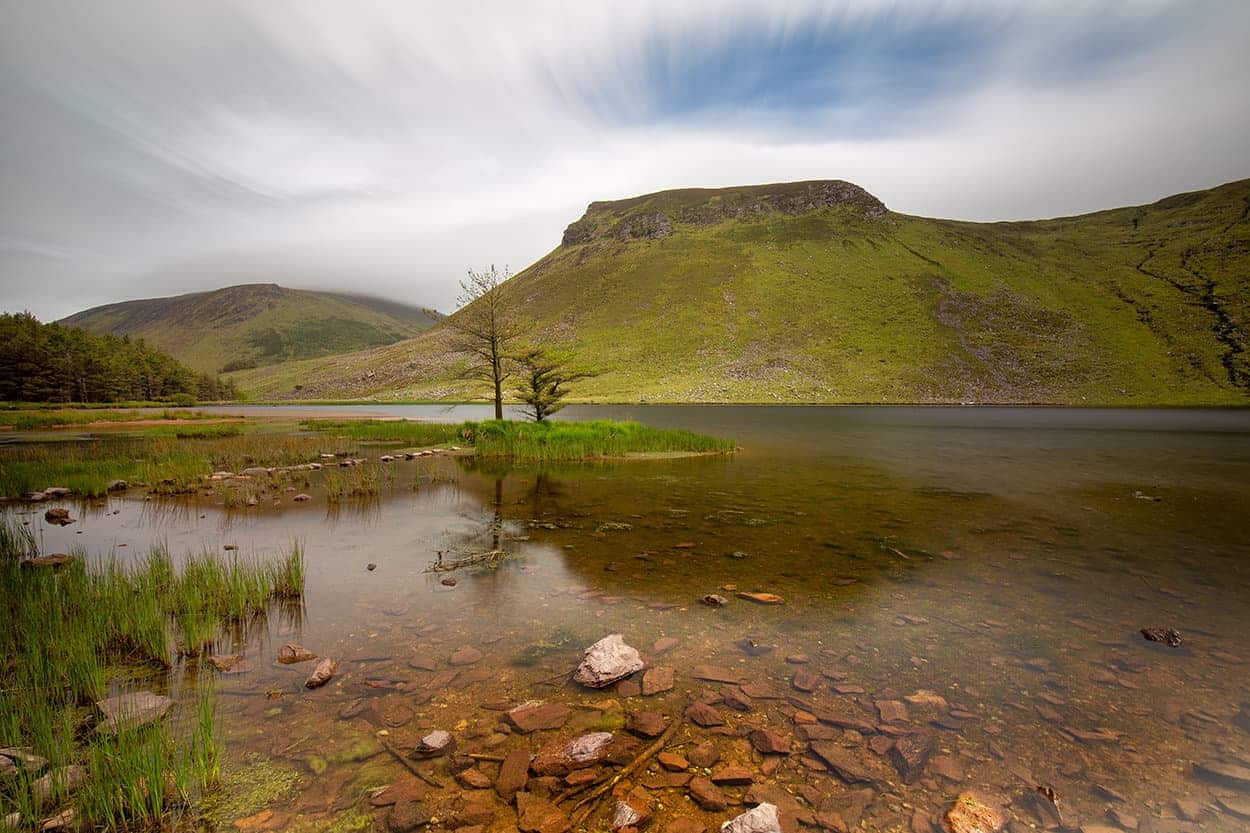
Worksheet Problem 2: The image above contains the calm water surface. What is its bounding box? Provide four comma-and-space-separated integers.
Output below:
11, 407, 1250, 832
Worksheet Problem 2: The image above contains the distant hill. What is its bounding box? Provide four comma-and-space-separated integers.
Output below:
234, 178, 1250, 405
60, 284, 443, 374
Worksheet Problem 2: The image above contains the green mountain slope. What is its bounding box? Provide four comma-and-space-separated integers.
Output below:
231, 179, 1250, 405
60, 284, 443, 374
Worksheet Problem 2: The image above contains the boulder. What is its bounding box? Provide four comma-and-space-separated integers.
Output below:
96, 691, 174, 734
574, 635, 644, 689
749, 730, 790, 755
721, 804, 782, 833
43, 508, 73, 526
304, 658, 339, 689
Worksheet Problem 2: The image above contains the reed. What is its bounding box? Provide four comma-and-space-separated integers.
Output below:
463, 419, 734, 461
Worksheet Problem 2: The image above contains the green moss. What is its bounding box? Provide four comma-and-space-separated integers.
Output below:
202, 757, 300, 825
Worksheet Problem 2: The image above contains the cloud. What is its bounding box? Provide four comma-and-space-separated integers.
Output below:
1, 0, 1247, 321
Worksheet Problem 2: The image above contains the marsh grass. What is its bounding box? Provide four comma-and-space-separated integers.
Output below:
464, 419, 734, 461
0, 523, 301, 828
300, 418, 463, 446
0, 408, 220, 430
324, 463, 387, 502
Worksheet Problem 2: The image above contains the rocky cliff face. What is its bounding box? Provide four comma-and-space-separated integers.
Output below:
562, 180, 886, 247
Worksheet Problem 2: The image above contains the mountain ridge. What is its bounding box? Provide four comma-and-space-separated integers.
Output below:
228, 177, 1249, 404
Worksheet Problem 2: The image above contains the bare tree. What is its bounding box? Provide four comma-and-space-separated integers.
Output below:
513, 346, 598, 422
448, 265, 523, 420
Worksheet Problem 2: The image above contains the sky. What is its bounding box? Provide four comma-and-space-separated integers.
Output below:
2, 0, 1249, 321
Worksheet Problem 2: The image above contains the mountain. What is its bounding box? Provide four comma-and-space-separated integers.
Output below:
230, 179, 1250, 405
60, 284, 443, 374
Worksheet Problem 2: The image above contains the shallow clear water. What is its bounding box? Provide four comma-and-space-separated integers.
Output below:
10, 406, 1250, 832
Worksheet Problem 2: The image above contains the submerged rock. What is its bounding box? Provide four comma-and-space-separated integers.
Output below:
412, 730, 453, 758
574, 635, 644, 689
517, 792, 570, 833
304, 658, 339, 689
43, 508, 73, 526
96, 691, 174, 734
1193, 760, 1250, 789
888, 733, 934, 784
532, 732, 615, 776
737, 592, 784, 605
721, 803, 782, 833
1140, 627, 1182, 647
277, 643, 317, 664
942, 793, 1008, 833
20, 554, 74, 570
701, 594, 728, 607
506, 701, 572, 733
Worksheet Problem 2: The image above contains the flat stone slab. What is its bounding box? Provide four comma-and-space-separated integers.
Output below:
96, 691, 174, 734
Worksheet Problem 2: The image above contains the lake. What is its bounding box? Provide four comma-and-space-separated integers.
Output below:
10, 406, 1250, 832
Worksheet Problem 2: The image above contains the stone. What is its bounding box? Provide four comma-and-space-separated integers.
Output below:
388, 800, 431, 832
370, 777, 428, 807
517, 792, 569, 833
20, 554, 74, 570
710, 766, 753, 786
532, 732, 615, 776
653, 637, 679, 653
574, 635, 645, 689
686, 702, 725, 727
791, 671, 819, 693
31, 766, 86, 809
658, 752, 689, 771
1, 747, 48, 774
701, 595, 729, 607
720, 686, 754, 712
292, 493, 311, 502
1107, 808, 1139, 830
941, 793, 1008, 833
233, 810, 275, 831
1216, 795, 1250, 819
809, 742, 884, 785
106, 479, 128, 492
96, 691, 174, 734
643, 666, 675, 696
277, 643, 317, 664
412, 730, 453, 758
876, 700, 908, 723
1194, 760, 1250, 789
749, 730, 790, 755
627, 711, 667, 738
613, 797, 651, 831
44, 508, 73, 526
495, 749, 531, 799
668, 818, 705, 833
304, 658, 339, 688
721, 803, 782, 833
450, 646, 484, 666
1140, 627, 1181, 647
692, 666, 742, 684
457, 768, 492, 789
687, 741, 720, 769
688, 777, 728, 811
888, 733, 933, 783
1173, 799, 1203, 822
207, 654, 250, 673
507, 701, 572, 733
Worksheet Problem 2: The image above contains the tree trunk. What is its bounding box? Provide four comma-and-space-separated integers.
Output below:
494, 376, 503, 420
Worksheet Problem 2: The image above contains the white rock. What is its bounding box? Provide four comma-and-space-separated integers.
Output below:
721, 803, 782, 833
573, 634, 644, 688
96, 691, 174, 734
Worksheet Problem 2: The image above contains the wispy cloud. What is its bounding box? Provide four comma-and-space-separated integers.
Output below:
1, 0, 1247, 320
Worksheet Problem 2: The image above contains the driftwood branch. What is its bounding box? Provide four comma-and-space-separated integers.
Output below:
567, 717, 683, 827
380, 736, 444, 788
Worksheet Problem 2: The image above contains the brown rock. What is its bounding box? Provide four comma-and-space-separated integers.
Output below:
692, 666, 742, 684
388, 800, 431, 832
495, 749, 531, 799
688, 777, 728, 811
737, 592, 784, 604
710, 766, 753, 786
686, 702, 725, 727
942, 793, 1008, 833
876, 700, 908, 723
791, 671, 820, 693
532, 732, 615, 776
506, 701, 572, 733
627, 711, 667, 738
687, 741, 720, 769
643, 667, 675, 696
517, 793, 569, 833
457, 768, 492, 789
666, 819, 705, 833
658, 752, 689, 771
304, 658, 339, 688
889, 733, 934, 784
653, 637, 679, 653
749, 729, 790, 755
809, 742, 885, 785
450, 646, 483, 666
720, 686, 754, 712
371, 777, 428, 807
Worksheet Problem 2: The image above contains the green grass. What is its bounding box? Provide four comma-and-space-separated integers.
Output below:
231, 178, 1250, 405
0, 522, 305, 829
0, 408, 222, 430
300, 418, 463, 445
463, 419, 733, 461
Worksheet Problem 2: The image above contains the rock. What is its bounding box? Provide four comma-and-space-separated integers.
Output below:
686, 702, 725, 728
721, 804, 782, 833
233, 810, 274, 831
627, 711, 667, 738
1107, 808, 1139, 829
206, 654, 250, 674
711, 766, 753, 786
1193, 760, 1250, 789
737, 638, 776, 657
304, 658, 339, 688
20, 554, 74, 570
613, 796, 651, 831
441, 577, 457, 587
876, 700, 908, 723
39, 809, 75, 831
292, 494, 311, 502
457, 768, 492, 789
737, 592, 784, 605
1215, 795, 1250, 819
692, 666, 742, 684
905, 690, 949, 710
653, 637, 679, 653
617, 679, 642, 698
749, 730, 790, 755
450, 646, 484, 666
31, 766, 86, 809
43, 487, 70, 498
507, 701, 572, 733
277, 643, 317, 664
106, 479, 128, 492
1173, 799, 1203, 822
888, 733, 934, 783
532, 732, 615, 776
720, 686, 754, 712
658, 752, 689, 771
96, 691, 174, 733
495, 749, 531, 799
43, 508, 73, 526
412, 730, 453, 758
388, 800, 431, 832
791, 671, 819, 693
1140, 627, 1181, 647
0, 747, 47, 774
688, 776, 728, 811
643, 666, 675, 696
574, 635, 644, 689
809, 742, 884, 785
668, 819, 705, 833
702, 595, 729, 607
367, 563, 377, 571
372, 778, 428, 807
517, 792, 570, 833
25, 491, 47, 502
687, 741, 720, 769
941, 793, 1008, 833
